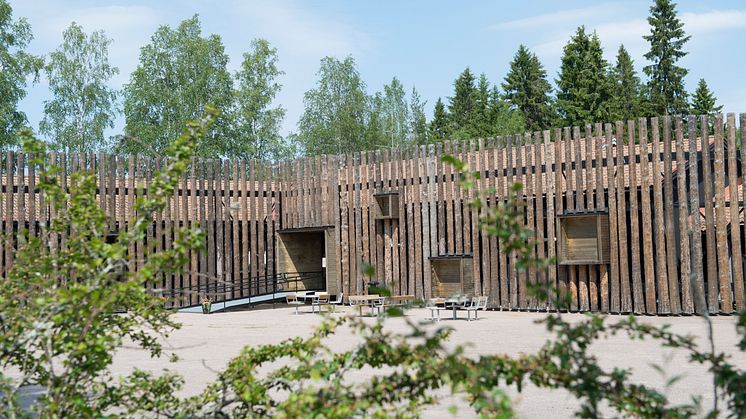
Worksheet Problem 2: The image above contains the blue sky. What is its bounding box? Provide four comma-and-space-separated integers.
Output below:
10, 0, 746, 138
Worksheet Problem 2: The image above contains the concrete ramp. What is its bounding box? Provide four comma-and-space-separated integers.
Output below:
178, 291, 295, 313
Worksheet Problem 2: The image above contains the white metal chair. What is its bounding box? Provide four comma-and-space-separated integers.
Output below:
286, 294, 304, 315
465, 296, 488, 321
425, 298, 446, 322
329, 292, 344, 312
312, 293, 330, 313
370, 297, 386, 316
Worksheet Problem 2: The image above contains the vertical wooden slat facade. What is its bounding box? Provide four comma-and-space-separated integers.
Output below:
2, 114, 745, 314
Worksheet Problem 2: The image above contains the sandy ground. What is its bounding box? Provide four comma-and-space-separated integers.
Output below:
109, 305, 746, 418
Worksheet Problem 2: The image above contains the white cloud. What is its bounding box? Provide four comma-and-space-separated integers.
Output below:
682, 10, 746, 34
487, 3, 625, 31
531, 9, 746, 62
227, 0, 374, 59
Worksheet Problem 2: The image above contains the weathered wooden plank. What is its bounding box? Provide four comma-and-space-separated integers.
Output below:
712, 114, 732, 313
553, 129, 564, 310
490, 138, 502, 307
422, 145, 434, 299
651, 118, 671, 313
726, 113, 744, 311
430, 143, 440, 262
469, 140, 480, 296
605, 124, 620, 313
188, 160, 198, 304
674, 117, 692, 313
197, 160, 207, 300
339, 154, 350, 298
533, 131, 545, 310
593, 123, 609, 312
412, 145, 423, 299
687, 118, 705, 314
16, 153, 25, 260
5, 151, 14, 268
663, 116, 681, 313
572, 127, 589, 311
28, 151, 36, 239
544, 130, 557, 311
626, 120, 644, 313
127, 155, 136, 276
700, 115, 719, 312
584, 125, 598, 311
614, 121, 631, 313
405, 146, 415, 295
453, 142, 463, 255
639, 119, 657, 313
231, 161, 240, 299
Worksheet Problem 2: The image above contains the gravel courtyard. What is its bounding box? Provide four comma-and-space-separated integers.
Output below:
111, 306, 745, 418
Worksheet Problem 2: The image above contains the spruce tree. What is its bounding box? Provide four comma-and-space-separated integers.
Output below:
610, 44, 646, 122
502, 45, 554, 131
429, 98, 449, 141
690, 78, 722, 115
409, 86, 428, 144
556, 27, 613, 127
473, 73, 492, 136
643, 0, 690, 116
487, 86, 525, 136
448, 67, 477, 133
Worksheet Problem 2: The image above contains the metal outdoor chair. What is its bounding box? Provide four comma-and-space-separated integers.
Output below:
465, 296, 488, 321
329, 292, 344, 312
312, 293, 330, 313
286, 294, 305, 315
425, 298, 446, 322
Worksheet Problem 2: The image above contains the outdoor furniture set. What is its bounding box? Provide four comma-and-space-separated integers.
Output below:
426, 295, 488, 321
287, 292, 415, 315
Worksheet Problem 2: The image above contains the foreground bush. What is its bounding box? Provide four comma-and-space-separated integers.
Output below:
1, 116, 745, 417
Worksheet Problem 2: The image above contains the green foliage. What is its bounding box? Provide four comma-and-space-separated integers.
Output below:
122, 15, 233, 157
448, 67, 477, 132
379, 77, 410, 148
445, 69, 524, 141
0, 0, 43, 149
296, 56, 369, 156
230, 38, 290, 161
609, 44, 647, 122
556, 27, 613, 127
502, 45, 555, 131
690, 78, 722, 115
644, 0, 690, 116
40, 22, 119, 153
409, 86, 429, 144
429, 97, 449, 141
0, 109, 215, 416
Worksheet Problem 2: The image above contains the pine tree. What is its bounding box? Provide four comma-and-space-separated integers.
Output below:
409, 86, 428, 144
690, 78, 722, 115
488, 86, 525, 135
502, 45, 554, 131
448, 68, 477, 133
643, 0, 690, 116
609, 44, 646, 122
556, 27, 613, 127
473, 73, 492, 136
429, 98, 449, 141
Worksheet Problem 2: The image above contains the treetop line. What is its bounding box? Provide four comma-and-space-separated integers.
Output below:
1, 0, 725, 162
1, 113, 744, 316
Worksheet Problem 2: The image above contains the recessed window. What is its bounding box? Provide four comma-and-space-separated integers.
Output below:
429, 256, 474, 297
557, 213, 610, 265
374, 192, 399, 220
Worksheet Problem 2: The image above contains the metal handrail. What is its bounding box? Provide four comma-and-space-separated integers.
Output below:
160, 271, 324, 309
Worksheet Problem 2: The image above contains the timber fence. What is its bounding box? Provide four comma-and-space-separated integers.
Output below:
1, 114, 744, 314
